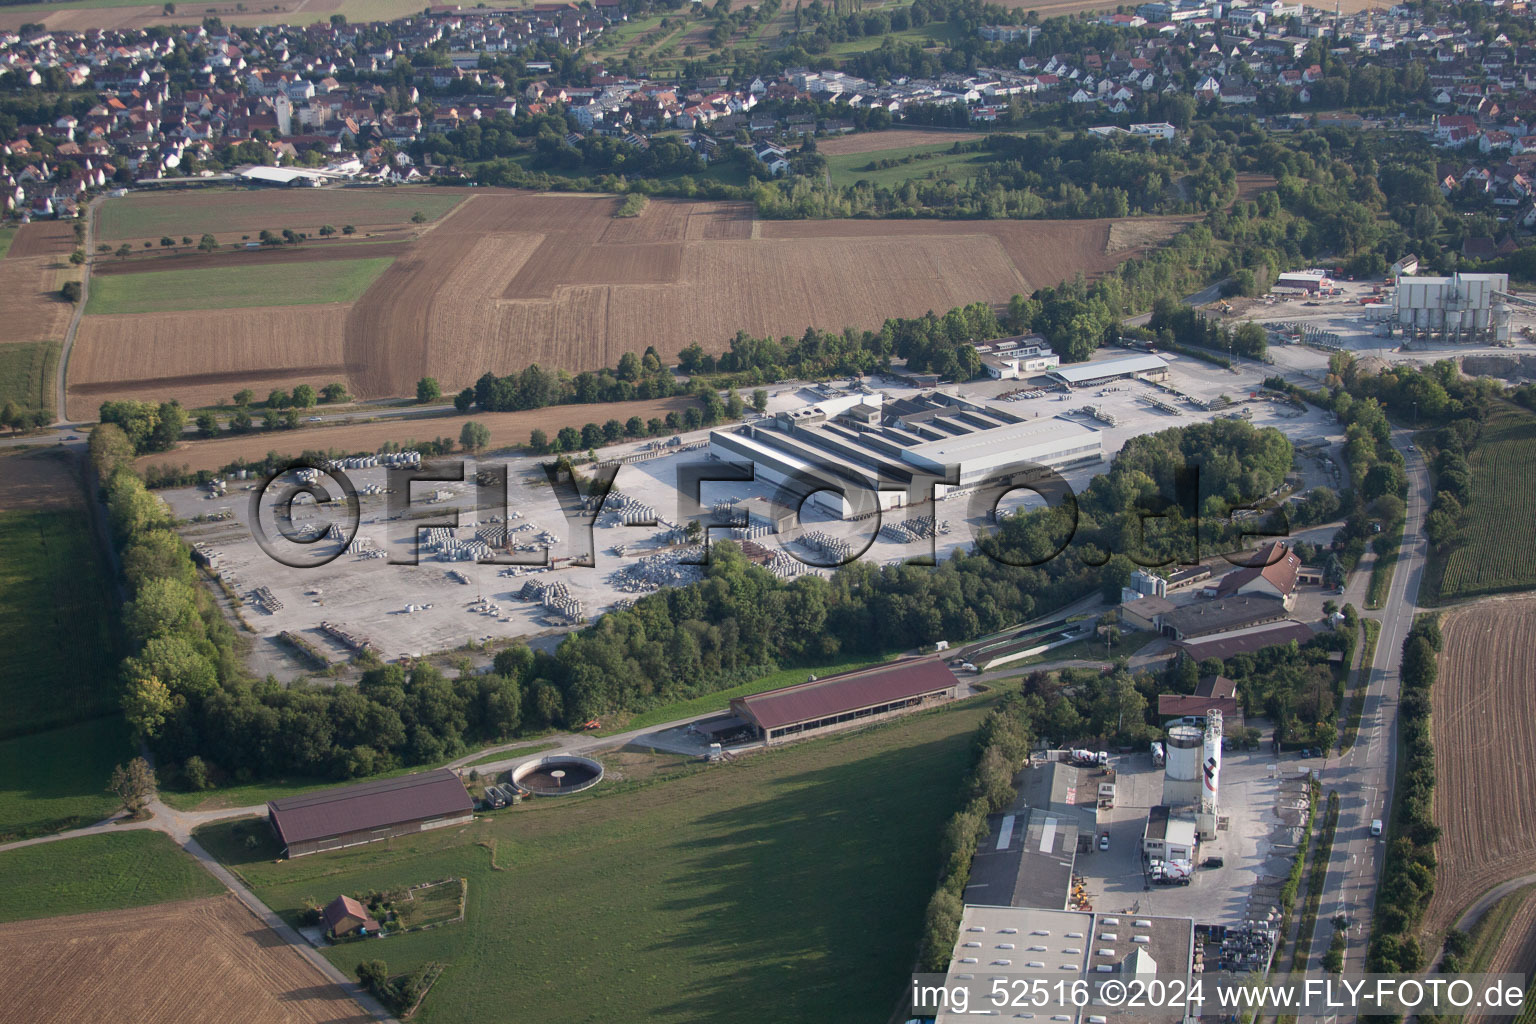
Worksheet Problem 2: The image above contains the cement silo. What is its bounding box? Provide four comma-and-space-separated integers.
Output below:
1163, 723, 1203, 807
1393, 273, 1511, 342
1198, 710, 1223, 839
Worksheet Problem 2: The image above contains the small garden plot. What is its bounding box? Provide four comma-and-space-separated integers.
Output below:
310, 877, 467, 939
393, 878, 465, 931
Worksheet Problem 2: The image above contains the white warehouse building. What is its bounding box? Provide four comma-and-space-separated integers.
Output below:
707, 391, 1103, 520
899, 417, 1103, 488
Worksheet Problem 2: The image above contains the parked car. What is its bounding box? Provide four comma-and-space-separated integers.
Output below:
1098, 832, 1110, 851
1203, 856, 1224, 869
1299, 748, 1314, 758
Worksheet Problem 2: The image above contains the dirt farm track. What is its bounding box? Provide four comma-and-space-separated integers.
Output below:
0, 894, 369, 1024
69, 190, 1181, 414
1424, 597, 1536, 985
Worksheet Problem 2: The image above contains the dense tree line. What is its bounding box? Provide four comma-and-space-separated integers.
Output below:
1367, 614, 1442, 975
1326, 353, 1505, 554
1148, 300, 1267, 360
98, 399, 188, 455
465, 347, 686, 413
1164, 615, 1354, 749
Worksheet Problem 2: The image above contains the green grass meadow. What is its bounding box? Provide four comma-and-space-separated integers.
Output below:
0, 225, 17, 260
0, 340, 59, 414
0, 458, 125, 841
85, 257, 393, 315
1430, 401, 1536, 602
96, 189, 464, 241
823, 141, 993, 188
0, 506, 120, 737
0, 717, 134, 842
825, 20, 965, 54
0, 831, 224, 923
197, 702, 987, 1024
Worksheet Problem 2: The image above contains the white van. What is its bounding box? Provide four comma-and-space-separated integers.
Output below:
1370, 819, 1383, 837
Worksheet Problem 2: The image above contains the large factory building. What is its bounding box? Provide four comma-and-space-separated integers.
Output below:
1394, 272, 1511, 342
708, 391, 1102, 518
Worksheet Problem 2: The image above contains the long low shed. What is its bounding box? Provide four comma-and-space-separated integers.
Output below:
267, 768, 474, 858
1050, 353, 1169, 386
731, 657, 959, 744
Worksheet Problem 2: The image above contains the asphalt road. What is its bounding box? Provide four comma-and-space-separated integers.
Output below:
1300, 430, 1430, 982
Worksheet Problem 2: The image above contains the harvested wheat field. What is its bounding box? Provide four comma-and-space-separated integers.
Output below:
0, 0, 425, 32
0, 449, 83, 511
67, 305, 350, 418
136, 394, 698, 475
6, 221, 75, 259
342, 193, 1176, 397
0, 256, 75, 346
0, 893, 369, 1024
1424, 596, 1536, 937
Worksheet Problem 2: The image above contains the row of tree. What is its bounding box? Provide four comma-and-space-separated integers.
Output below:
1366, 614, 1442, 975
459, 348, 687, 414
0, 402, 51, 432
917, 691, 1036, 970
526, 392, 762, 455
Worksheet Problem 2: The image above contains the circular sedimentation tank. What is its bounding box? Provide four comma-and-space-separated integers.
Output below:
510, 754, 604, 796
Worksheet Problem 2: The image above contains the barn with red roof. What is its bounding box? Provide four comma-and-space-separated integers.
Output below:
729, 657, 959, 744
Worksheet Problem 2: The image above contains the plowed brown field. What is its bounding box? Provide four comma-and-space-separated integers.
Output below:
1425, 597, 1536, 937
91, 238, 412, 277
67, 305, 351, 418
0, 893, 369, 1024
6, 221, 75, 259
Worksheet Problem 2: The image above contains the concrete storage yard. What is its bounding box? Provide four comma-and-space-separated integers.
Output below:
163, 351, 1350, 670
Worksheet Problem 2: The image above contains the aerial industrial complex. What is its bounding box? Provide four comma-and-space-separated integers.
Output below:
14, 0, 1536, 1017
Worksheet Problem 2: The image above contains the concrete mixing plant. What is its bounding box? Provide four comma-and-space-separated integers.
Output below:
1162, 713, 1223, 838
1393, 273, 1512, 343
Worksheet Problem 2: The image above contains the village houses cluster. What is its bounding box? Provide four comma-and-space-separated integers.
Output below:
9, 0, 1536, 216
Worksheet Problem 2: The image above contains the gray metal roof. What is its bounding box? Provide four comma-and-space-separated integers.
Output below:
1051, 354, 1169, 384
